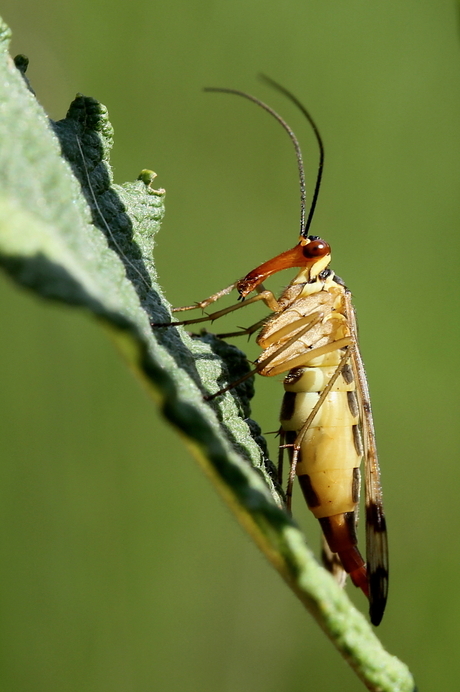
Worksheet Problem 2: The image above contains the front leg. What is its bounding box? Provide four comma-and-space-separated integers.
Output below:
172, 282, 237, 312
155, 286, 281, 328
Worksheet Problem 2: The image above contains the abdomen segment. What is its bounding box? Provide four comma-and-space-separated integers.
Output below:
280, 353, 368, 595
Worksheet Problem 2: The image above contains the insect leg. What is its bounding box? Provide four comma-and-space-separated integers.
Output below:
206, 314, 325, 400
172, 283, 237, 312
216, 316, 268, 339
155, 288, 281, 328
285, 441, 298, 512
277, 428, 285, 485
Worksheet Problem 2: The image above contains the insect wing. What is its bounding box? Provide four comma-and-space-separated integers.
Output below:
347, 293, 389, 626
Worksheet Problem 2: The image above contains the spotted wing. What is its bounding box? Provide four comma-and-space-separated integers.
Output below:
346, 293, 389, 626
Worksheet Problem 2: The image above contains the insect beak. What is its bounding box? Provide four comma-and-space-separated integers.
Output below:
237, 243, 328, 298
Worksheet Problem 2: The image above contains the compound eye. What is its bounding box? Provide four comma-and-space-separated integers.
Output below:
302, 239, 330, 259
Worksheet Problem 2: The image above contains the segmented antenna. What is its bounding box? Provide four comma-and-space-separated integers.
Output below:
204, 77, 324, 239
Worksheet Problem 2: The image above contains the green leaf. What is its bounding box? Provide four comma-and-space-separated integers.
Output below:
0, 19, 416, 692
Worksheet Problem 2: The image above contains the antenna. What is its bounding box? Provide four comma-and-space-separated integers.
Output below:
259, 75, 324, 238
204, 77, 324, 239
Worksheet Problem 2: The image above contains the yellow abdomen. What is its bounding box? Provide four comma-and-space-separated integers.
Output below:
280, 353, 363, 519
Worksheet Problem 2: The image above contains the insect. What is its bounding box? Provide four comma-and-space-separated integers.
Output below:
159, 76, 388, 626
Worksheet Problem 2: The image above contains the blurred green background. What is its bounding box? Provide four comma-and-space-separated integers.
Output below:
0, 1, 459, 690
